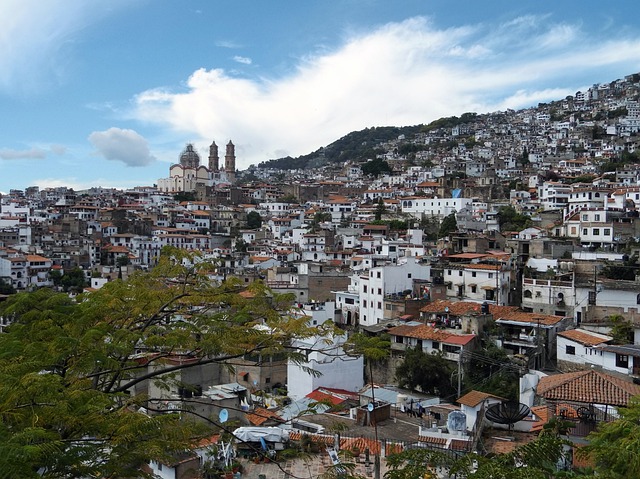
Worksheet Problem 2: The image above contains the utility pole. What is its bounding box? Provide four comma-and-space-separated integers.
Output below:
457, 348, 463, 399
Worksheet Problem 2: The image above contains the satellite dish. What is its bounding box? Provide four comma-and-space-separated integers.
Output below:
485, 401, 530, 433
219, 409, 229, 423
367, 403, 374, 412
445, 307, 449, 313
446, 410, 467, 432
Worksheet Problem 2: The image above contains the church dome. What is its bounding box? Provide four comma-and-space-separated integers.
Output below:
179, 144, 200, 168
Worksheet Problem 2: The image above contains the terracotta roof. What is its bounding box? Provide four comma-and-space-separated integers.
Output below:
306, 389, 347, 406
537, 370, 640, 406
420, 300, 519, 318
387, 324, 450, 341
558, 329, 612, 346
529, 405, 550, 432
457, 390, 505, 407
245, 407, 282, 426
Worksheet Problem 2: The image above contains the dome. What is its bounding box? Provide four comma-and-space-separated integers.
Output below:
179, 144, 200, 168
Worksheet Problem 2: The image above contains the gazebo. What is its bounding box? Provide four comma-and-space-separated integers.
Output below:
536, 369, 640, 437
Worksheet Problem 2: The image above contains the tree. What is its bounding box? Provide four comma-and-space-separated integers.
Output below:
374, 198, 386, 221
438, 213, 457, 238
609, 314, 634, 344
395, 348, 455, 397
582, 397, 640, 478
50, 267, 87, 293
246, 211, 262, 229
464, 345, 521, 400
497, 206, 532, 232
0, 279, 15, 295
361, 158, 391, 177
0, 247, 330, 478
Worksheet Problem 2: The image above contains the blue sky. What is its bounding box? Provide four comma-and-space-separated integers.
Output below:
2, 0, 640, 194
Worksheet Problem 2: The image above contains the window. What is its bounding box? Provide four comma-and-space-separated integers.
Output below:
472, 272, 477, 278
459, 271, 463, 276
378, 288, 382, 295
377, 272, 381, 279
565, 345, 575, 355
616, 354, 629, 368
432, 341, 440, 350
582, 228, 588, 235
407, 273, 412, 279
604, 228, 610, 236
471, 286, 477, 293
593, 228, 600, 236
582, 214, 588, 221
395, 335, 403, 343
448, 270, 452, 275
488, 273, 494, 279
595, 214, 600, 221
363, 300, 367, 308
363, 285, 367, 293
377, 302, 382, 309
345, 297, 354, 305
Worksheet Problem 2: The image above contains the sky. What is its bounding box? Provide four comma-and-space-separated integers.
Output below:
2, 1, 640, 194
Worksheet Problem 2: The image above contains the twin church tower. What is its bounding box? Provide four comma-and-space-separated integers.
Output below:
157, 140, 236, 193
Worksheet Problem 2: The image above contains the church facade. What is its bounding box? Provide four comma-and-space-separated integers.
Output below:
157, 140, 237, 193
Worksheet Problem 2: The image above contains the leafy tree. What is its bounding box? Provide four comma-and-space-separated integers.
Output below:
497, 206, 532, 232
609, 314, 634, 344
582, 397, 640, 478
50, 267, 87, 292
375, 198, 386, 221
395, 348, 455, 397
0, 279, 15, 295
464, 345, 521, 400
438, 213, 458, 238
278, 194, 299, 204
361, 158, 392, 177
246, 211, 262, 229
0, 247, 330, 478
601, 254, 638, 281
173, 191, 197, 203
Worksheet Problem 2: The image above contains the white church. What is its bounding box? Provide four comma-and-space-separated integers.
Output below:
157, 140, 237, 193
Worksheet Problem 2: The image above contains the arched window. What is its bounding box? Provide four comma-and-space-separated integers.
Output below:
524, 290, 532, 298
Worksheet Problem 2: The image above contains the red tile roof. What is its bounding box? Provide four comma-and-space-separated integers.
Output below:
537, 370, 640, 406
558, 329, 612, 346
457, 390, 505, 407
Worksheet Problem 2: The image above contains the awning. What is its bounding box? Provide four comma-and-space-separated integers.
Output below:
481, 285, 496, 290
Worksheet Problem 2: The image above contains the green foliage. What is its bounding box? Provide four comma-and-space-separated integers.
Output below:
422, 112, 478, 132
464, 345, 520, 400
49, 267, 87, 292
278, 194, 299, 204
582, 397, 640, 478
345, 333, 390, 363
173, 191, 197, 203
497, 206, 532, 232
601, 255, 638, 281
257, 125, 423, 170
395, 348, 455, 397
609, 314, 634, 344
0, 247, 332, 478
375, 198, 386, 221
0, 279, 15, 295
438, 213, 458, 238
246, 211, 262, 229
361, 158, 392, 177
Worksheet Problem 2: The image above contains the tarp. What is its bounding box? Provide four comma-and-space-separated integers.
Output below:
233, 427, 289, 443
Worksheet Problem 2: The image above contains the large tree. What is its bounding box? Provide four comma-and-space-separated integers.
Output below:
0, 247, 330, 478
395, 348, 455, 397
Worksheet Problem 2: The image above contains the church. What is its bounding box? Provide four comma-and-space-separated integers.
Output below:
157, 140, 236, 193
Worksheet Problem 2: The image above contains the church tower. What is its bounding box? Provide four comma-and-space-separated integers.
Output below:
224, 140, 236, 183
208, 141, 219, 172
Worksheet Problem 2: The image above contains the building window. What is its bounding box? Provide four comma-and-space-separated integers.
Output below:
363, 285, 367, 293
378, 288, 382, 295
616, 354, 629, 368
407, 273, 412, 279
565, 345, 575, 355
582, 228, 588, 236
472, 272, 477, 278
377, 272, 381, 278
432, 341, 440, 350
595, 214, 600, 221
604, 228, 611, 236
395, 335, 403, 343
459, 271, 463, 276
471, 286, 477, 293
593, 228, 600, 235
488, 273, 494, 279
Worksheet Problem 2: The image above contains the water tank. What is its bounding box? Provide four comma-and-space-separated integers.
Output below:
567, 262, 574, 271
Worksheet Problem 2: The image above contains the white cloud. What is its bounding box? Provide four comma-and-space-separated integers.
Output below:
130, 16, 640, 169
0, 147, 47, 160
215, 40, 241, 49
233, 56, 252, 65
88, 127, 156, 167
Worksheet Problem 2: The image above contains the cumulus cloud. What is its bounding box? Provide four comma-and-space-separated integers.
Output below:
130, 16, 640, 169
233, 56, 252, 65
88, 127, 156, 167
0, 147, 47, 160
